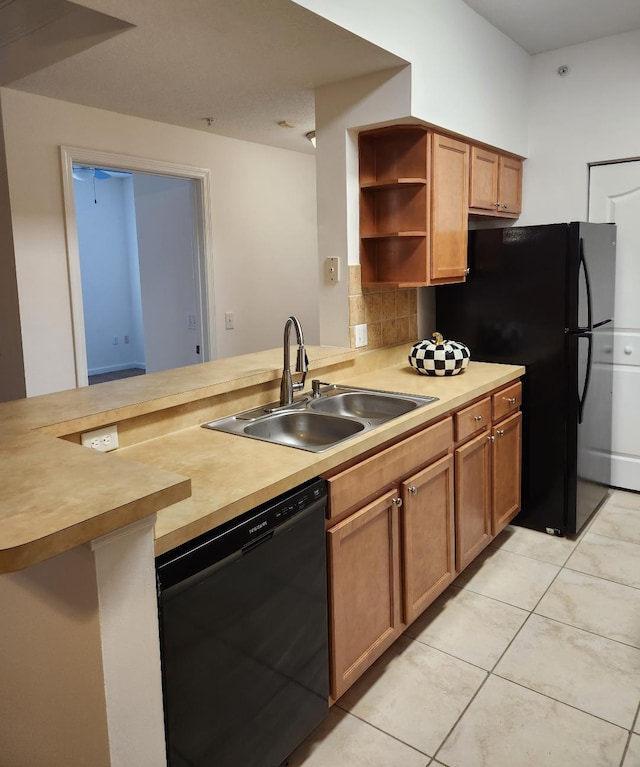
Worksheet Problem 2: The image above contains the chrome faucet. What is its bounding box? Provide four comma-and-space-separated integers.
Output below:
280, 316, 308, 406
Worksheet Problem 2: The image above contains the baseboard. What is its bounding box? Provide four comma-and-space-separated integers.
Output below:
88, 363, 146, 375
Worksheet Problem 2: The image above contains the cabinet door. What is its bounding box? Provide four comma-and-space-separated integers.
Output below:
492, 411, 522, 535
401, 454, 455, 625
455, 431, 492, 573
498, 156, 523, 215
430, 133, 470, 283
469, 146, 499, 211
327, 488, 402, 700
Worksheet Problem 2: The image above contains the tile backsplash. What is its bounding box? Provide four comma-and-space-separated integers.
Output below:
348, 266, 418, 350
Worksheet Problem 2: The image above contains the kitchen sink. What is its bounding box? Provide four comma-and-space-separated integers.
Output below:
202, 385, 438, 453
244, 411, 365, 450
308, 390, 421, 421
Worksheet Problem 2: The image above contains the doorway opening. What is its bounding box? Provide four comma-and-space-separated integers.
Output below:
61, 147, 215, 387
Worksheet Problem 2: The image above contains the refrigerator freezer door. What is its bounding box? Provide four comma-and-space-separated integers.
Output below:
570, 222, 616, 330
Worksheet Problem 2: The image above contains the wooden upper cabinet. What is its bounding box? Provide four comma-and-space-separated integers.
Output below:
469, 144, 523, 218
498, 155, 523, 215
469, 146, 499, 211
358, 126, 469, 288
430, 133, 469, 284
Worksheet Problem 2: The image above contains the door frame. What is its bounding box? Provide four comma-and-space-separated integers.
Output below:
60, 145, 215, 387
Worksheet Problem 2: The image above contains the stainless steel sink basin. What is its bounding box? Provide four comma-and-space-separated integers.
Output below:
244, 411, 365, 450
202, 385, 438, 452
308, 390, 421, 421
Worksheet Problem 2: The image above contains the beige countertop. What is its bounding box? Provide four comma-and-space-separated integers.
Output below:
0, 343, 524, 571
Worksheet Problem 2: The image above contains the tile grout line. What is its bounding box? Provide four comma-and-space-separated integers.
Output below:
617, 699, 640, 767
332, 702, 433, 760
489, 671, 633, 733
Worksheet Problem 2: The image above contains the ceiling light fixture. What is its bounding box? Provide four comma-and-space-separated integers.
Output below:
306, 131, 316, 148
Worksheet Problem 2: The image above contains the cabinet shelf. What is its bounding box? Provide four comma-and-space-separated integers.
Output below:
361, 281, 427, 289
361, 178, 428, 190
361, 231, 427, 239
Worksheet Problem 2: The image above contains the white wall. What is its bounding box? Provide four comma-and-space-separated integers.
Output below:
1, 87, 319, 396
0, 545, 111, 766
306, 0, 531, 347
74, 174, 143, 375
0, 95, 25, 401
315, 66, 413, 346
123, 177, 146, 366
296, 0, 530, 156
520, 29, 640, 226
133, 173, 200, 374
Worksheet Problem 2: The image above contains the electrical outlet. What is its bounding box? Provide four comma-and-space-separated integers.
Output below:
225, 311, 234, 330
81, 425, 119, 452
354, 323, 368, 348
124, 335, 130, 344
187, 313, 197, 330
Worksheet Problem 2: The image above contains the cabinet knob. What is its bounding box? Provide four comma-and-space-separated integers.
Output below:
487, 435, 495, 442
504, 397, 517, 405
474, 414, 483, 422
408, 486, 418, 495
465, 267, 470, 275
392, 497, 403, 507
496, 429, 505, 437
494, 201, 500, 208
501, 204, 508, 210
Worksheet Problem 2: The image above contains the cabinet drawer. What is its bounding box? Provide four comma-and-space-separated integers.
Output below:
454, 398, 491, 442
327, 417, 453, 520
492, 381, 522, 422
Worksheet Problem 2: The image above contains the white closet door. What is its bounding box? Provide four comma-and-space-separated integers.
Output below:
589, 161, 640, 492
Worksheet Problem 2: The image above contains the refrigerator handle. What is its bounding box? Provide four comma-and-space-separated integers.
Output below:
577, 332, 593, 425
579, 238, 593, 331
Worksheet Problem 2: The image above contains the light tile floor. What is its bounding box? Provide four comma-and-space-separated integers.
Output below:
287, 489, 640, 767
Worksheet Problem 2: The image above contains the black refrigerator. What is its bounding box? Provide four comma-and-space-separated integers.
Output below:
436, 222, 616, 536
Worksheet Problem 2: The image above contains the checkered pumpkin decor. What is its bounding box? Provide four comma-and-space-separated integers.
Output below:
408, 332, 470, 376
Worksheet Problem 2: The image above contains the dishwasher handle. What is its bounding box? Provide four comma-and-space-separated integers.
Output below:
242, 530, 274, 554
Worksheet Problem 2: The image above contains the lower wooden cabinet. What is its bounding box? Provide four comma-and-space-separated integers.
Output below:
492, 411, 522, 534
325, 380, 522, 702
455, 431, 492, 573
327, 488, 402, 701
401, 454, 455, 624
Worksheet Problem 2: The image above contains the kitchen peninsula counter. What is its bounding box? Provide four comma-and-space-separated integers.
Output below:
0, 343, 523, 571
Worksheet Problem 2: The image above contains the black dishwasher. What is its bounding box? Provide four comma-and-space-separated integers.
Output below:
156, 477, 329, 767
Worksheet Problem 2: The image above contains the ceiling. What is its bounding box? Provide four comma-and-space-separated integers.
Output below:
1, 0, 406, 154
462, 0, 640, 54
3, 0, 640, 154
